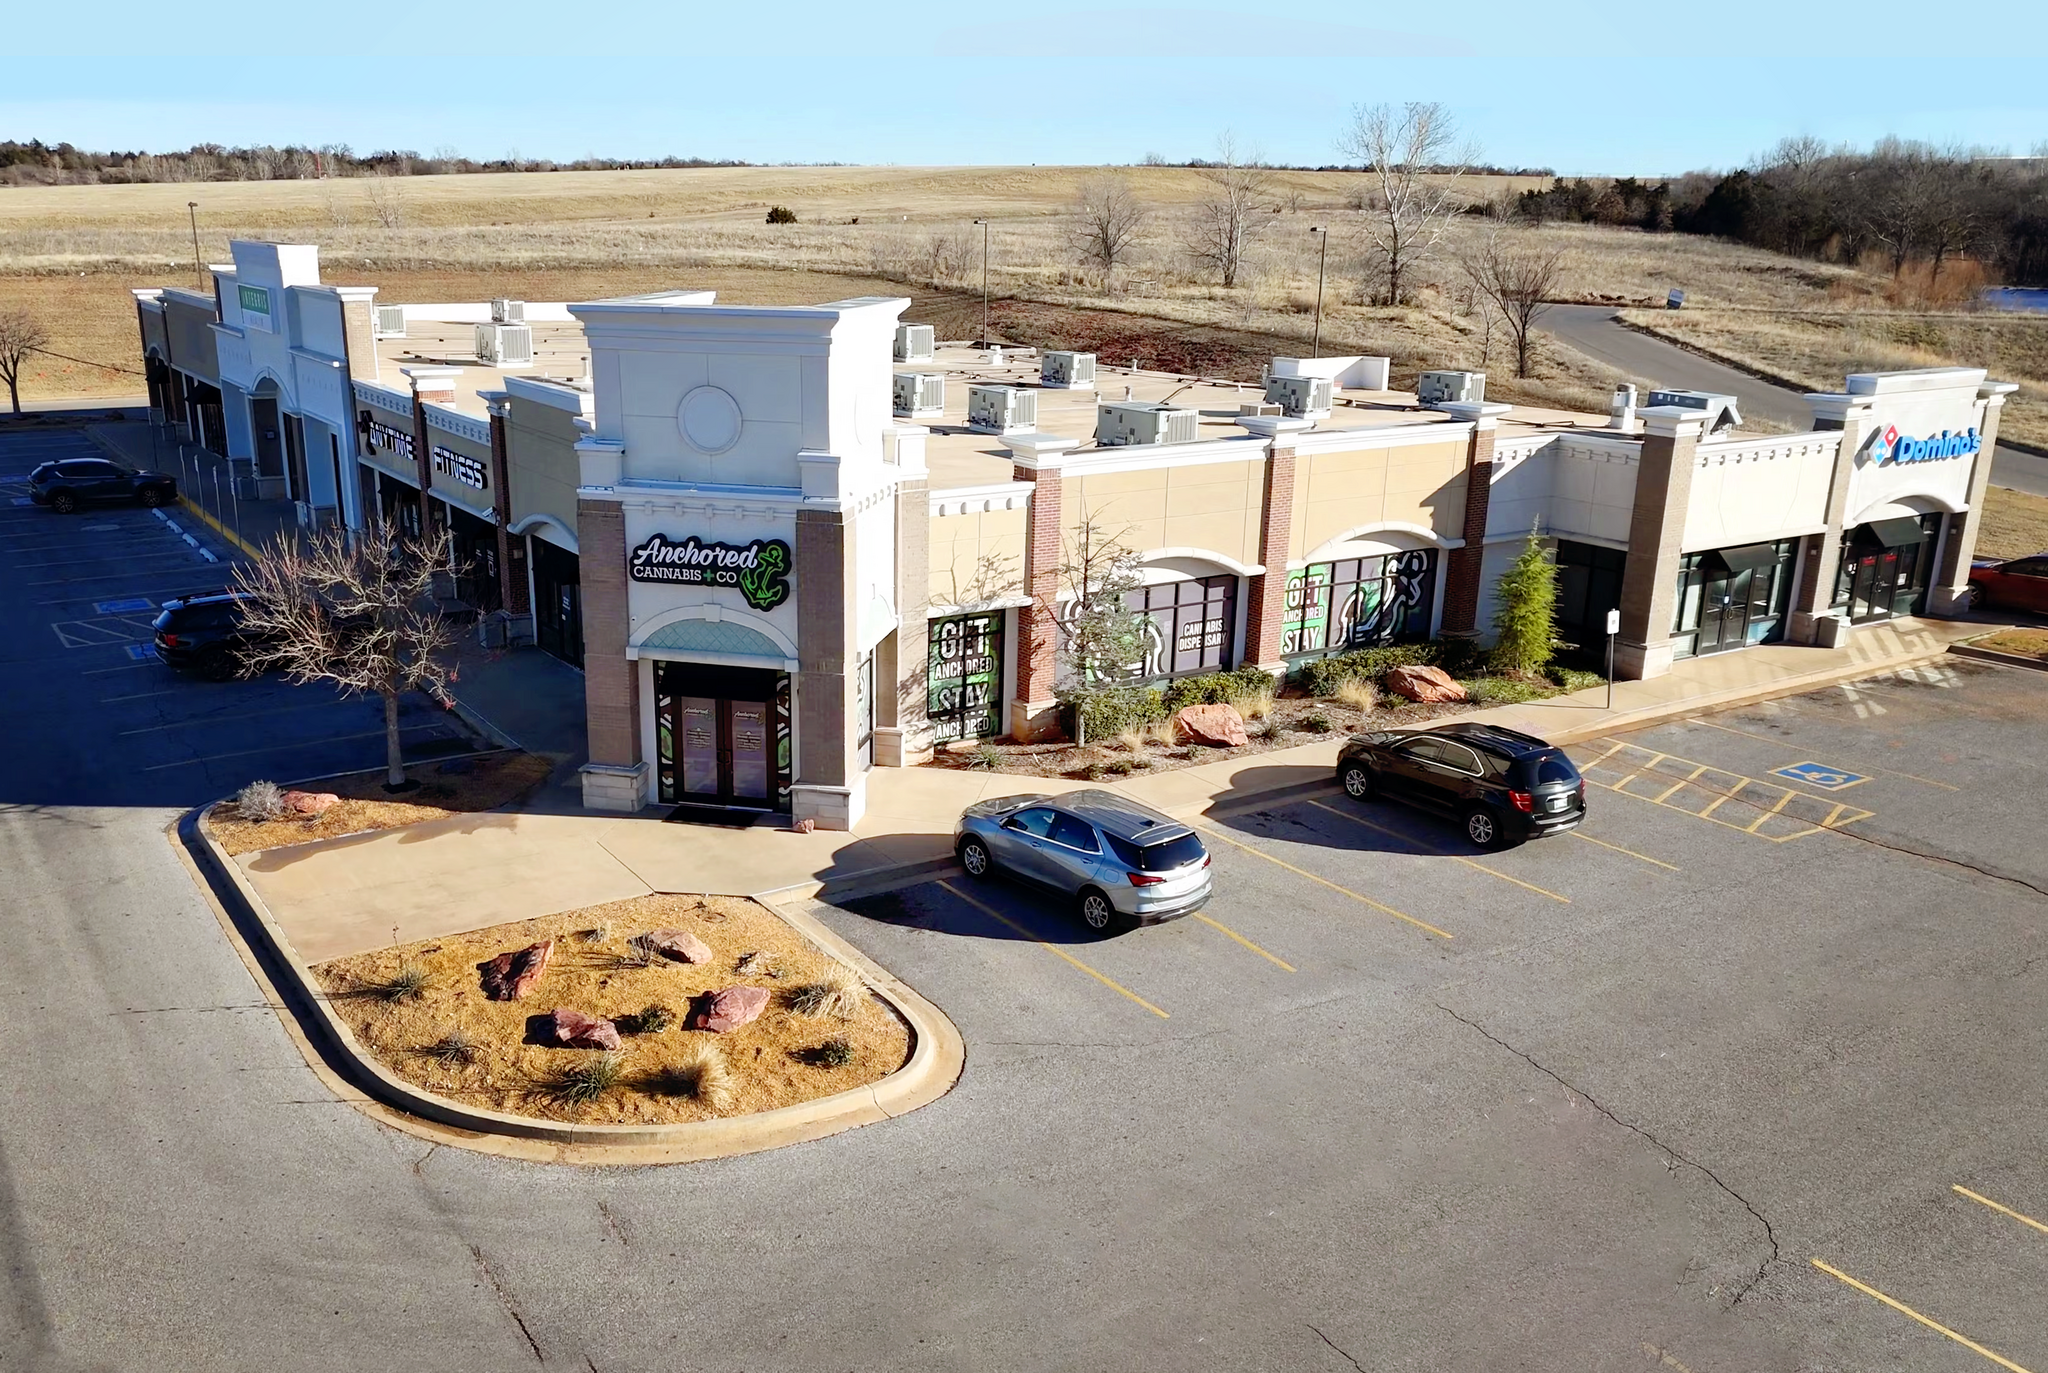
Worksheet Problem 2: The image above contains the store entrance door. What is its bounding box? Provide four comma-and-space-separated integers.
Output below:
1842, 515, 1937, 624
1696, 567, 1754, 655
654, 663, 789, 811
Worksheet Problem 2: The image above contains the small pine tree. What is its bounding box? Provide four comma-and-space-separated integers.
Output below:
1490, 525, 1558, 675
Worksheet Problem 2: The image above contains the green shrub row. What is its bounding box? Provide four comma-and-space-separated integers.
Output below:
1542, 665, 1605, 692
1161, 666, 1279, 711
1292, 642, 1442, 697
1064, 686, 1167, 741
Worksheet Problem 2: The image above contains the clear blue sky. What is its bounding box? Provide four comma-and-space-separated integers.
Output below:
6, 1, 2043, 176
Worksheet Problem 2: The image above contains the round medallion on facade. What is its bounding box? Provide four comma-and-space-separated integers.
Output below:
677, 385, 743, 455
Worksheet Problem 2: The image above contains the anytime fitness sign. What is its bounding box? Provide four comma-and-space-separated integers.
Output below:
1870, 424, 1980, 466
628, 533, 791, 612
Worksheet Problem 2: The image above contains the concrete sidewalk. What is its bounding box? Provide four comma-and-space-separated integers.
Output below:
238, 613, 1996, 964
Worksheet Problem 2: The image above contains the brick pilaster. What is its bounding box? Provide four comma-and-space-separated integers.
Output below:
1439, 412, 1501, 637
1010, 462, 1064, 741
577, 498, 638, 768
1243, 446, 1297, 671
485, 400, 518, 613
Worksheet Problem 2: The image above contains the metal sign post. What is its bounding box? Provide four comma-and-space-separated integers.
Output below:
1605, 607, 1620, 710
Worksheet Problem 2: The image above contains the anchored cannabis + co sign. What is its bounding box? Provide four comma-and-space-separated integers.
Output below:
1870, 424, 1980, 465
628, 533, 791, 612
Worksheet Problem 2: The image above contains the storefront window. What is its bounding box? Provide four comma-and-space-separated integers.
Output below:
1281, 550, 1437, 660
1672, 540, 1796, 658
927, 611, 1005, 743
1123, 575, 1237, 681
1554, 541, 1626, 658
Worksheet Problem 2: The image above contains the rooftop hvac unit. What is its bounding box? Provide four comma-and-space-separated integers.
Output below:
490, 298, 525, 325
894, 323, 935, 362
968, 384, 1036, 434
892, 371, 946, 419
1647, 388, 1742, 434
1264, 374, 1333, 419
1041, 350, 1096, 389
474, 322, 534, 367
1416, 370, 1485, 407
1096, 402, 1200, 447
372, 305, 407, 339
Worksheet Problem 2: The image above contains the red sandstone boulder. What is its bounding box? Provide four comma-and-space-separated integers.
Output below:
645, 928, 713, 965
688, 986, 770, 1034
1174, 703, 1248, 748
546, 1008, 622, 1050
1384, 665, 1468, 704
280, 790, 340, 816
477, 939, 554, 1000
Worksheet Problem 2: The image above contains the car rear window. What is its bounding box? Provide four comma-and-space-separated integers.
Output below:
1512, 753, 1579, 786
1104, 830, 1207, 872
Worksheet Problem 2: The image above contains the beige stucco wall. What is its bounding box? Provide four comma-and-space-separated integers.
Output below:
1291, 438, 1468, 562
506, 399, 583, 536
928, 505, 1026, 609
1066, 459, 1265, 570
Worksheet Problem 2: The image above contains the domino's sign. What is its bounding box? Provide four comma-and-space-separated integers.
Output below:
1870, 423, 1980, 465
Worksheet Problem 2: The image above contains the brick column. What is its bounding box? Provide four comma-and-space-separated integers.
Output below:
1243, 445, 1298, 672
484, 396, 519, 614
792, 507, 861, 829
1010, 461, 1065, 741
1612, 408, 1706, 679
1928, 383, 2017, 615
1438, 402, 1510, 638
575, 497, 643, 811
401, 366, 458, 536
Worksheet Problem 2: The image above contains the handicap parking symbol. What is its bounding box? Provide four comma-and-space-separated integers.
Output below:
1770, 761, 1868, 791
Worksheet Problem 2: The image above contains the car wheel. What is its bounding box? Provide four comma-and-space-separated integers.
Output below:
1968, 583, 1991, 611
198, 647, 237, 683
139, 485, 167, 508
1464, 805, 1507, 850
958, 836, 994, 881
1339, 762, 1374, 800
1077, 887, 1127, 935
49, 491, 77, 514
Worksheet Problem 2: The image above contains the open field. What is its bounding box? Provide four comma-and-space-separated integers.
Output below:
1977, 487, 2048, 560
0, 163, 2008, 421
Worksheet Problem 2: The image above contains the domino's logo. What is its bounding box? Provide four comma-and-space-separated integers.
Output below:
1870, 424, 1900, 463
1871, 424, 1978, 465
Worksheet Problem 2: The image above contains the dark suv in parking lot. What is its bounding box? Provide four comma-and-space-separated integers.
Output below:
30, 457, 179, 513
1335, 722, 1586, 849
152, 592, 264, 681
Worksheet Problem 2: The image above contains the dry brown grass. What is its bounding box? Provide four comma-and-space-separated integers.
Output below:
1334, 678, 1380, 713
1975, 627, 2048, 660
204, 750, 553, 856
315, 892, 909, 1126
1977, 487, 2048, 561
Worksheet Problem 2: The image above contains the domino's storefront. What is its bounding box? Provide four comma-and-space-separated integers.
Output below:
1833, 425, 1983, 625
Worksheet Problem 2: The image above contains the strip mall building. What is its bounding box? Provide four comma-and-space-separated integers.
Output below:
134, 241, 2016, 829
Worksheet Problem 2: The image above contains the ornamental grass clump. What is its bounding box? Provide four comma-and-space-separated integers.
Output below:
235, 779, 287, 822
800, 1037, 854, 1068
622, 1003, 675, 1035
540, 1052, 627, 1106
646, 1043, 734, 1110
785, 966, 867, 1019
1334, 678, 1380, 713
372, 961, 431, 1004
419, 1029, 476, 1066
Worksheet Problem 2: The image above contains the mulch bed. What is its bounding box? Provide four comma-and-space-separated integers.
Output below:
204, 750, 555, 856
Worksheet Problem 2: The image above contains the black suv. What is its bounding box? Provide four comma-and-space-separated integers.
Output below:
152, 592, 264, 681
1335, 722, 1586, 849
30, 457, 178, 513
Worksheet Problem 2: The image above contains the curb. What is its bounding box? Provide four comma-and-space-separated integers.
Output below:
176, 807, 964, 1164
1949, 642, 2048, 673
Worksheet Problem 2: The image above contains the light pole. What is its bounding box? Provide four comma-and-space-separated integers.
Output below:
1308, 226, 1329, 358
971, 218, 991, 344
187, 202, 203, 288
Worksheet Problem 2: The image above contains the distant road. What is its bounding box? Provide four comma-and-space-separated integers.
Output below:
1537, 304, 2048, 497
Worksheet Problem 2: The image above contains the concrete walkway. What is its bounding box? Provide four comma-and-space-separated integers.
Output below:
240, 613, 1995, 964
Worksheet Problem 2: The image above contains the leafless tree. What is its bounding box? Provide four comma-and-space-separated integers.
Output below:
1460, 229, 1566, 378
1070, 174, 1149, 287
233, 522, 461, 790
1338, 101, 1477, 306
1183, 134, 1274, 289
366, 171, 405, 230
0, 309, 49, 416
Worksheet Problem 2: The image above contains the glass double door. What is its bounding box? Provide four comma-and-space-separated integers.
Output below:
1696, 567, 1774, 654
655, 663, 786, 810
1844, 539, 1931, 623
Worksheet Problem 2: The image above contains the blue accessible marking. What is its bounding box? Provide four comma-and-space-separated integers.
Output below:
125, 644, 156, 661
96, 597, 156, 614
1770, 761, 1869, 791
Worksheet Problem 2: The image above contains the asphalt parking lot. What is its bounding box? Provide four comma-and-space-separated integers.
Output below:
834, 656, 2048, 1371
0, 426, 473, 810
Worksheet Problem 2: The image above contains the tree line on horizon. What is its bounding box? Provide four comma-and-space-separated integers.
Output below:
0, 140, 755, 185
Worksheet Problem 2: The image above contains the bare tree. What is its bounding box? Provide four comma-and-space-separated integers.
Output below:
366, 171, 404, 230
0, 309, 49, 416
1055, 515, 1149, 699
1070, 174, 1149, 287
1460, 229, 1565, 378
233, 522, 460, 790
1183, 134, 1273, 288
1338, 101, 1476, 306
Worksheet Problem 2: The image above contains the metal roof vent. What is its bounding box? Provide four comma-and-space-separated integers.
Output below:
892, 371, 945, 419
475, 323, 534, 367
372, 305, 406, 339
894, 324, 935, 363
1264, 374, 1333, 419
1417, 371, 1485, 408
1042, 351, 1096, 389
968, 385, 1036, 434
1096, 402, 1199, 447
490, 298, 525, 325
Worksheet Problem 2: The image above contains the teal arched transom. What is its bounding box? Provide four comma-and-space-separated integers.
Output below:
637, 617, 786, 660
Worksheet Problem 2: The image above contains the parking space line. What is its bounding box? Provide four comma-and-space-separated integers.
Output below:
1743, 790, 1798, 833
1569, 831, 1681, 872
1189, 913, 1296, 972
138, 725, 446, 771
1698, 781, 1742, 819
1685, 715, 1961, 791
1579, 739, 1630, 770
934, 880, 1170, 1018
1303, 800, 1571, 905
1194, 822, 1453, 940
1954, 1185, 2048, 1237
1810, 1259, 2033, 1372
116, 697, 359, 736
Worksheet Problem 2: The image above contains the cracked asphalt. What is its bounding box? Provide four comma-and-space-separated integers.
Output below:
3, 420, 2043, 1371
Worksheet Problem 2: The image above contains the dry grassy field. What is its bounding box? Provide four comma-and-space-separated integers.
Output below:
0, 163, 2017, 424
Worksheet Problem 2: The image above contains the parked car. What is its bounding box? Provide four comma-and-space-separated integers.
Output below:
29, 457, 178, 513
954, 789, 1212, 932
1334, 722, 1586, 849
1969, 553, 2048, 615
152, 591, 265, 681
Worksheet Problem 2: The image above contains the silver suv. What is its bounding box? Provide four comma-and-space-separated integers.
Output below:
953, 789, 1213, 933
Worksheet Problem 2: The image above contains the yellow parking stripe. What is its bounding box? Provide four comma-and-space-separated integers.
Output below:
1195, 823, 1453, 940
1810, 1259, 2034, 1373
1304, 799, 1571, 905
935, 880, 1169, 1019
1743, 789, 1798, 834
1684, 714, 1960, 790
1954, 1185, 2048, 1237
1570, 831, 1681, 872
1191, 913, 1297, 972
